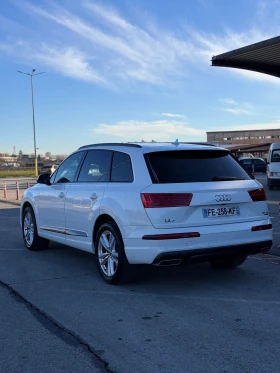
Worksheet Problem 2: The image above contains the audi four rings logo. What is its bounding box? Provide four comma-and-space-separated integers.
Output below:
215, 194, 232, 202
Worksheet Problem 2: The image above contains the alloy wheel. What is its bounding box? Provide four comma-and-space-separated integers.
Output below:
98, 230, 119, 277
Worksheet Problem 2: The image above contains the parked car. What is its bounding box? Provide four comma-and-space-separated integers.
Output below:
267, 143, 280, 190
20, 142, 272, 284
39, 164, 58, 175
239, 158, 266, 173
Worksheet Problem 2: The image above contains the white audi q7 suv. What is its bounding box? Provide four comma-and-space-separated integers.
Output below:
20, 142, 273, 284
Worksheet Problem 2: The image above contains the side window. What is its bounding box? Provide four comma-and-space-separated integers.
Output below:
111, 152, 133, 182
50, 169, 57, 184
254, 159, 263, 164
54, 152, 85, 183
243, 159, 252, 165
78, 150, 112, 182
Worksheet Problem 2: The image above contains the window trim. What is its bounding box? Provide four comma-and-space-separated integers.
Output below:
110, 151, 134, 183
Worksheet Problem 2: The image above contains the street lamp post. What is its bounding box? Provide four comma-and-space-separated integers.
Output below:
17, 69, 45, 177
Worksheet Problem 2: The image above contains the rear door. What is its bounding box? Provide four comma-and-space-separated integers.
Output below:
241, 159, 253, 173
253, 159, 265, 173
142, 149, 267, 229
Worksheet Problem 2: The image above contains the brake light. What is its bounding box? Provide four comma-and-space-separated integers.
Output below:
270, 172, 274, 176
142, 232, 200, 240
141, 193, 193, 208
251, 224, 272, 231
248, 188, 266, 202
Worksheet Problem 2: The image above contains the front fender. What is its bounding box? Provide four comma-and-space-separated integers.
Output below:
20, 185, 41, 227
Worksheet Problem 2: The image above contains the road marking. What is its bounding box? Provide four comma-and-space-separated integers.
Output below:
249, 254, 280, 265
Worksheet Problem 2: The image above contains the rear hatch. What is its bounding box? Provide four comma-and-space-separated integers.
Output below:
142, 148, 268, 229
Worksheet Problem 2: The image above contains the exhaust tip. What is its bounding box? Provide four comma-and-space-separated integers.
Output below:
156, 259, 182, 266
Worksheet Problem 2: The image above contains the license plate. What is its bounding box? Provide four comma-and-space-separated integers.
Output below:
203, 206, 240, 218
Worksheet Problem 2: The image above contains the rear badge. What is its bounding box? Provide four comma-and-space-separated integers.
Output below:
165, 218, 175, 223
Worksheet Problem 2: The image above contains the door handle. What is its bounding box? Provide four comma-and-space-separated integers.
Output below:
90, 193, 98, 201
58, 192, 65, 199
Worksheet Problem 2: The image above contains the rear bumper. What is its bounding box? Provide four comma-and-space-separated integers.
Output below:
152, 240, 272, 265
268, 177, 280, 186
123, 219, 272, 264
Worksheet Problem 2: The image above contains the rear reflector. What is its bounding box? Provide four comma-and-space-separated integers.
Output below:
251, 224, 272, 232
141, 193, 193, 208
248, 188, 266, 202
142, 232, 200, 240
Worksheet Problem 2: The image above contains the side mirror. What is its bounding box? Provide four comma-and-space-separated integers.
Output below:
37, 173, 51, 185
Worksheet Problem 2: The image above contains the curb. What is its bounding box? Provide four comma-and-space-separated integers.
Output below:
0, 199, 21, 207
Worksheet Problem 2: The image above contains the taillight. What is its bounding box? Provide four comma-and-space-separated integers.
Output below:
270, 172, 274, 176
248, 188, 266, 202
251, 224, 272, 231
141, 193, 193, 208
142, 232, 200, 240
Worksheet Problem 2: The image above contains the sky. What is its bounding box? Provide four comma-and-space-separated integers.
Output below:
1, 0, 280, 155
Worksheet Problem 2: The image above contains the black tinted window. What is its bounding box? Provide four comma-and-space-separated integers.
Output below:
271, 150, 280, 162
146, 150, 251, 184
111, 152, 133, 182
254, 159, 264, 164
240, 159, 252, 165
78, 150, 112, 182
54, 152, 85, 183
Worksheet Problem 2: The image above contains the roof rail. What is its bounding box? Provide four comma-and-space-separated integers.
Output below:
182, 142, 218, 147
78, 143, 142, 150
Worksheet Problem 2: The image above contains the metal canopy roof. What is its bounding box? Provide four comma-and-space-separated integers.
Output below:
212, 36, 280, 78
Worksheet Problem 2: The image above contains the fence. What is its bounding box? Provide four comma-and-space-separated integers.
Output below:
0, 181, 36, 201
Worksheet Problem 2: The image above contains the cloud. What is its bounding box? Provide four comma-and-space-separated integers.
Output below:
33, 44, 108, 85
1, 1, 280, 87
161, 113, 186, 118
2, 41, 108, 86
212, 120, 280, 132
92, 119, 205, 141
20, 1, 190, 86
220, 98, 255, 116
223, 108, 254, 116
219, 98, 237, 105
229, 121, 280, 131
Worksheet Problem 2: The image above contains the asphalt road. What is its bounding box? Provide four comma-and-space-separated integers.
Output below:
1, 180, 280, 373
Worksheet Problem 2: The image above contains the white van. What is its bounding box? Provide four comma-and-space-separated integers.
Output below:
267, 143, 280, 190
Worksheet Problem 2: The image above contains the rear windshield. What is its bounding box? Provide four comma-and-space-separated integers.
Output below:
145, 150, 252, 183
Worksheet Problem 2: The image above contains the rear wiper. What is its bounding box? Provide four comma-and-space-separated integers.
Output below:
212, 176, 245, 181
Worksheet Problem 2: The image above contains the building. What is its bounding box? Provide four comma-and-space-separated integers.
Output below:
0, 153, 18, 164
207, 128, 280, 145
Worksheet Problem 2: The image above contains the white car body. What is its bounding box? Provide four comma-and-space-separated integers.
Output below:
267, 143, 280, 189
20, 143, 272, 268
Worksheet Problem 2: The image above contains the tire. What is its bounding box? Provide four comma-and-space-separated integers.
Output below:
22, 206, 49, 251
95, 222, 138, 284
210, 255, 247, 269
